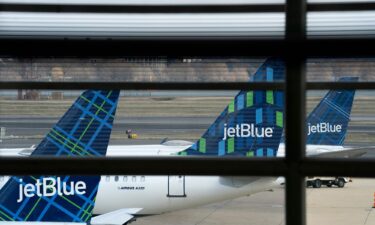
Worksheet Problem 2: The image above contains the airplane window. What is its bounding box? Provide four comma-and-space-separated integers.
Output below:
115, 176, 119, 182
0, 176, 3, 182
123, 176, 128, 182
141, 176, 145, 182
132, 176, 136, 182
105, 176, 110, 182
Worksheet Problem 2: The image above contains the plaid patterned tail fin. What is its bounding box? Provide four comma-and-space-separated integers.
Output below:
179, 58, 285, 157
306, 77, 358, 145
0, 90, 120, 223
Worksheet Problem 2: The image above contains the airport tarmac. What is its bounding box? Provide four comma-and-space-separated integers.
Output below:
131, 179, 375, 225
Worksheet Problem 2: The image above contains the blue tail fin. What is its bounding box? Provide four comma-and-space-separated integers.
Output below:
306, 77, 358, 145
0, 90, 119, 222
179, 58, 285, 157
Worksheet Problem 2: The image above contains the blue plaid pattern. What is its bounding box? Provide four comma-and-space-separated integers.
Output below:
180, 58, 285, 157
0, 90, 119, 222
306, 77, 357, 145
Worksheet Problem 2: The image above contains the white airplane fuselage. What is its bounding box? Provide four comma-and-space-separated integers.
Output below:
94, 142, 346, 215
91, 144, 277, 215
94, 175, 275, 215
0, 142, 347, 215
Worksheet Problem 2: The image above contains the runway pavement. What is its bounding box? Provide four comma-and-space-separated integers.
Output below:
131, 179, 375, 225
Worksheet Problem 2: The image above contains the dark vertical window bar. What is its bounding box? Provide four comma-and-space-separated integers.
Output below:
285, 0, 307, 225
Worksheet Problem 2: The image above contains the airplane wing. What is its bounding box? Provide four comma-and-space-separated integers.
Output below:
308, 147, 375, 158
91, 208, 143, 225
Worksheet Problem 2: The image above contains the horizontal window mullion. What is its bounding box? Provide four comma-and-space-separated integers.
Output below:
2, 157, 375, 177
0, 81, 285, 90
0, 157, 287, 176
301, 158, 375, 177
307, 82, 375, 90
2, 81, 374, 90
2, 39, 375, 57
3, 3, 375, 13
308, 2, 375, 12
0, 4, 286, 13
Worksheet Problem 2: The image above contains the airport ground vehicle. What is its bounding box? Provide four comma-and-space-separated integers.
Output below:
306, 177, 350, 188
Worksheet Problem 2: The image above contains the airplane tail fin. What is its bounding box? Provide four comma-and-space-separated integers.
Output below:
179, 58, 285, 157
0, 90, 120, 222
306, 77, 358, 145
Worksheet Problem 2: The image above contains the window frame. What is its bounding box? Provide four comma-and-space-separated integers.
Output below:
1, 1, 375, 225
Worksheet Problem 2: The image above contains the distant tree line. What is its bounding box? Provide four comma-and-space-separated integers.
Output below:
1, 58, 374, 82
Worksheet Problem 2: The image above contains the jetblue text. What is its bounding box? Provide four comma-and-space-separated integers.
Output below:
17, 177, 86, 203
223, 123, 273, 140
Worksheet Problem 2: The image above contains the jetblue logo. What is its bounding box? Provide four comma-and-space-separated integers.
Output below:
307, 123, 342, 136
17, 177, 86, 203
223, 123, 273, 140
